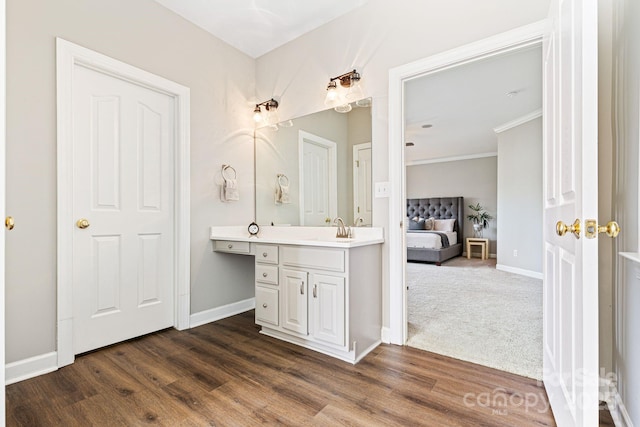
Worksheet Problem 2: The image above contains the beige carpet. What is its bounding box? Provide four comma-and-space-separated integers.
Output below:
406, 257, 543, 380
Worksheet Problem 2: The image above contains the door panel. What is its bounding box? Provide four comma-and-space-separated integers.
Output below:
542, 0, 599, 425
310, 273, 345, 347
72, 65, 175, 355
280, 268, 308, 334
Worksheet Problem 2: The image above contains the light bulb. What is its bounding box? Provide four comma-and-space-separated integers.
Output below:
253, 106, 262, 123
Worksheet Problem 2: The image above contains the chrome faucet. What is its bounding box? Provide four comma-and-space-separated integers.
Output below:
333, 217, 350, 238
353, 217, 364, 227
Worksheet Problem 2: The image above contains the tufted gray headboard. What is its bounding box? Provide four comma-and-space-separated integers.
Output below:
406, 197, 464, 236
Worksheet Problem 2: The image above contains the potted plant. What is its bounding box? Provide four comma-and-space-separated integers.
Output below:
467, 203, 493, 238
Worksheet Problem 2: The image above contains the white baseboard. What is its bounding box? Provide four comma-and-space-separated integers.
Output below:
462, 252, 496, 259
381, 327, 391, 344
496, 264, 543, 279
189, 297, 255, 328
605, 382, 634, 427
6, 351, 58, 385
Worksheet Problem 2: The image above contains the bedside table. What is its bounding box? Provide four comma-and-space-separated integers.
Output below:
466, 238, 489, 260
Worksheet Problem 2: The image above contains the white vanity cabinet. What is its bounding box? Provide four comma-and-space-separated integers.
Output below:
210, 225, 384, 364
263, 244, 381, 363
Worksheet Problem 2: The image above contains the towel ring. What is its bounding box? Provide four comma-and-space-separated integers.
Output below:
277, 174, 289, 187
222, 164, 237, 181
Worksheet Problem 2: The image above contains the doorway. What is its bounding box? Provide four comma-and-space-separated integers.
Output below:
387, 22, 546, 346
56, 38, 191, 367
402, 45, 543, 378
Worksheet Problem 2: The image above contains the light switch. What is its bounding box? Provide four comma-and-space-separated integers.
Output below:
375, 182, 390, 198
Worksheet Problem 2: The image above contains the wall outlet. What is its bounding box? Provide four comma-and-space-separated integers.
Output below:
375, 182, 390, 198
513, 249, 518, 257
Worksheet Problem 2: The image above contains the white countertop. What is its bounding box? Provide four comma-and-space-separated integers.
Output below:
210, 225, 384, 248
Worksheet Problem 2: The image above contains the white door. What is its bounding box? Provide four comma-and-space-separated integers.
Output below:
310, 273, 345, 347
280, 268, 308, 334
353, 143, 372, 225
72, 65, 175, 354
542, 0, 600, 425
299, 131, 337, 226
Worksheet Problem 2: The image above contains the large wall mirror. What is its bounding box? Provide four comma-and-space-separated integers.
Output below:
255, 100, 372, 226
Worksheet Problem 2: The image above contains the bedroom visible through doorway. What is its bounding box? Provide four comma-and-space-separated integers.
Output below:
403, 43, 543, 379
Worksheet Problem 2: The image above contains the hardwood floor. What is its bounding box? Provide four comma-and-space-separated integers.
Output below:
5, 310, 561, 426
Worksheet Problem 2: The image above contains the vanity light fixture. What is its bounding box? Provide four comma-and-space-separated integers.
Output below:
253, 98, 279, 126
324, 69, 364, 112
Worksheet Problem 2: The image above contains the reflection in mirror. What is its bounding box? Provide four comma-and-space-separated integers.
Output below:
255, 100, 372, 226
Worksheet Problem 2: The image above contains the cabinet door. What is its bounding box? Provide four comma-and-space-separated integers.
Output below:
310, 274, 345, 347
280, 269, 308, 335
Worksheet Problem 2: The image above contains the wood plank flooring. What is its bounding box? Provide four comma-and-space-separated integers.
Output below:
6, 311, 563, 426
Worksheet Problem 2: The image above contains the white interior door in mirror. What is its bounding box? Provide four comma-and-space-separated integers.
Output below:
353, 143, 372, 226
299, 131, 337, 226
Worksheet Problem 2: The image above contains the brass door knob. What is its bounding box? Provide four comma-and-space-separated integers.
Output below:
585, 220, 620, 239
76, 218, 90, 229
5, 216, 14, 230
556, 219, 581, 239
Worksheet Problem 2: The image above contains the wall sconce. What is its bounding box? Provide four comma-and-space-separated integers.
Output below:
324, 69, 364, 113
253, 98, 280, 128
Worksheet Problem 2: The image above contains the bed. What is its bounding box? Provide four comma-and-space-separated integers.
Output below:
406, 197, 464, 265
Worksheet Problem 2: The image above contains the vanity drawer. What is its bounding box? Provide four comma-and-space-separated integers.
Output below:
281, 246, 345, 273
256, 264, 278, 285
214, 240, 251, 254
255, 244, 278, 264
255, 286, 279, 326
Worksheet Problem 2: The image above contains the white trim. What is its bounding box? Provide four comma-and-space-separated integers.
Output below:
5, 352, 58, 385
189, 298, 256, 328
493, 109, 542, 134
0, 0, 6, 416
406, 152, 497, 167
56, 38, 191, 367
496, 264, 543, 280
380, 327, 391, 344
606, 382, 634, 427
298, 130, 338, 225
388, 21, 546, 346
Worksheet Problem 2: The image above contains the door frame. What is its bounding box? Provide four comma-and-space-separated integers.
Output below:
56, 38, 191, 367
353, 142, 371, 224
387, 21, 546, 345
298, 130, 338, 225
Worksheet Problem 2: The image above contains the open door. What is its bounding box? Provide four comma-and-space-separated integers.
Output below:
542, 0, 608, 425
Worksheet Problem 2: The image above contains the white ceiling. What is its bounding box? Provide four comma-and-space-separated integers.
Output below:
153, 0, 369, 58
404, 46, 542, 164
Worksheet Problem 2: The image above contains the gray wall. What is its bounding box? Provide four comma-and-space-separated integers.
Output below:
5, 0, 256, 363
406, 157, 497, 254
496, 117, 542, 273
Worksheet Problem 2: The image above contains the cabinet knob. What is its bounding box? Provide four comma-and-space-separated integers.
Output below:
300, 282, 304, 295
313, 284, 318, 298
262, 252, 268, 257
228, 244, 233, 249
262, 303, 268, 308
262, 272, 268, 278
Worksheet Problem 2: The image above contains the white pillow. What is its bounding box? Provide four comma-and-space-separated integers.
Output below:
424, 217, 435, 230
433, 218, 456, 232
